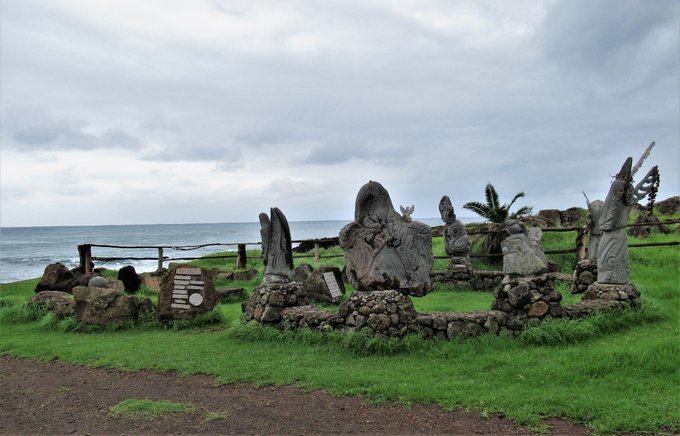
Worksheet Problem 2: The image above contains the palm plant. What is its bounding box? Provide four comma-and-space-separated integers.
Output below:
463, 183, 533, 263
463, 183, 533, 223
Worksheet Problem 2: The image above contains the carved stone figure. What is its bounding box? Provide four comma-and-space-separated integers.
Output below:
596, 158, 634, 284
501, 219, 548, 276
439, 195, 470, 257
339, 181, 433, 296
259, 207, 294, 283
584, 196, 604, 261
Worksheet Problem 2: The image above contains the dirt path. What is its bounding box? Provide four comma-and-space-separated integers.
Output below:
0, 355, 588, 435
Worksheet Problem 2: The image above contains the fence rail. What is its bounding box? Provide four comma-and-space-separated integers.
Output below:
78, 218, 680, 274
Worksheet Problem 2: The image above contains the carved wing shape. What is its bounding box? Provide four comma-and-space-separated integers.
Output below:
632, 166, 659, 204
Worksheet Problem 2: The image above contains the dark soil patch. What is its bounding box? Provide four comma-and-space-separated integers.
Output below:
0, 355, 588, 435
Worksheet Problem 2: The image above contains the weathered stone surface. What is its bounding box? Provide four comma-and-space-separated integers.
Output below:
35, 263, 87, 294
583, 282, 640, 306
501, 220, 548, 276
628, 214, 670, 238
439, 195, 470, 257
29, 291, 74, 320
88, 276, 109, 288
339, 181, 433, 296
570, 259, 597, 294
655, 196, 680, 216
537, 209, 562, 227
299, 265, 346, 303
260, 207, 294, 283
117, 265, 142, 292
232, 269, 258, 281
340, 290, 418, 337
72, 286, 138, 325
158, 264, 217, 321
560, 207, 586, 227
293, 264, 314, 283
597, 158, 634, 284
584, 199, 604, 261
242, 281, 309, 324
528, 301, 549, 317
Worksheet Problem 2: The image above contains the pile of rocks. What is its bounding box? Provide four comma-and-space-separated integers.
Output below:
570, 260, 597, 294
280, 306, 340, 331
491, 275, 564, 320
430, 270, 505, 291
241, 282, 310, 324
415, 311, 498, 339
338, 290, 420, 337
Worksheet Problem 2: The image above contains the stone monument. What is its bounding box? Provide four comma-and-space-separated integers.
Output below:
439, 195, 473, 277
158, 264, 217, 321
584, 157, 641, 304
571, 194, 602, 294
339, 181, 433, 296
501, 219, 548, 276
259, 207, 294, 283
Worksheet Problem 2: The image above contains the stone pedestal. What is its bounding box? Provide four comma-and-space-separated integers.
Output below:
583, 282, 640, 306
447, 257, 474, 280
241, 282, 309, 324
338, 290, 419, 337
491, 274, 564, 320
570, 259, 597, 294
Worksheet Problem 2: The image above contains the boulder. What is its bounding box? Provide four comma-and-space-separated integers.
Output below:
299, 265, 346, 303
560, 207, 586, 226
29, 291, 74, 320
215, 287, 247, 303
339, 181, 433, 296
232, 269, 258, 281
537, 209, 561, 227
117, 265, 142, 292
655, 196, 679, 216
293, 264, 314, 283
158, 265, 217, 321
72, 286, 139, 325
35, 263, 81, 293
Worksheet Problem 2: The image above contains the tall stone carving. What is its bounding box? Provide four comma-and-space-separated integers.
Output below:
501, 219, 548, 276
596, 158, 634, 284
585, 196, 604, 261
339, 181, 433, 296
439, 195, 470, 257
259, 207, 294, 283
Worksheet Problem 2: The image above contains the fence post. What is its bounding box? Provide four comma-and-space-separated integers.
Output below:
157, 247, 164, 272
236, 244, 247, 269
576, 228, 587, 262
314, 242, 320, 263
78, 244, 92, 275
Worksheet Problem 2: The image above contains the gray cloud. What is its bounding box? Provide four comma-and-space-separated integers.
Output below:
2, 107, 142, 151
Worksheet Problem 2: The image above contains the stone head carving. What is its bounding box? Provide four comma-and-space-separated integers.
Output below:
259, 207, 294, 283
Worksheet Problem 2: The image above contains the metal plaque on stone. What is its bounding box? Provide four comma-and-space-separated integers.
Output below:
171, 267, 205, 310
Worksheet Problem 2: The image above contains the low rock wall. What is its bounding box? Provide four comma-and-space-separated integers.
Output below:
242, 273, 641, 340
430, 270, 505, 291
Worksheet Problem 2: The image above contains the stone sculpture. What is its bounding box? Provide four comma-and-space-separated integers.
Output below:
596, 158, 634, 284
583, 194, 604, 261
501, 219, 548, 276
259, 207, 294, 283
439, 195, 470, 257
339, 181, 433, 296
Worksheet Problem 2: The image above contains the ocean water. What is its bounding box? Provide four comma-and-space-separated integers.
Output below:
0, 217, 450, 284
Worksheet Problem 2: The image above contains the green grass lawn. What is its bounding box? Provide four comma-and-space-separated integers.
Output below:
1, 218, 678, 434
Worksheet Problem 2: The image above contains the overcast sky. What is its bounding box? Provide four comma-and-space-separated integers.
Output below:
1, 0, 678, 227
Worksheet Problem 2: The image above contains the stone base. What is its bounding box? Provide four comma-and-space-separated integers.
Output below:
570, 259, 597, 294
338, 290, 419, 337
241, 281, 309, 324
583, 282, 640, 305
491, 274, 564, 319
447, 257, 474, 279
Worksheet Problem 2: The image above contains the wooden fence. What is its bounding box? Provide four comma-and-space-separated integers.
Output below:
77, 219, 680, 274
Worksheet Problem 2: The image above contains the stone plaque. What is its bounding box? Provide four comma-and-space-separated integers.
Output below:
323, 271, 343, 299
172, 269, 204, 310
